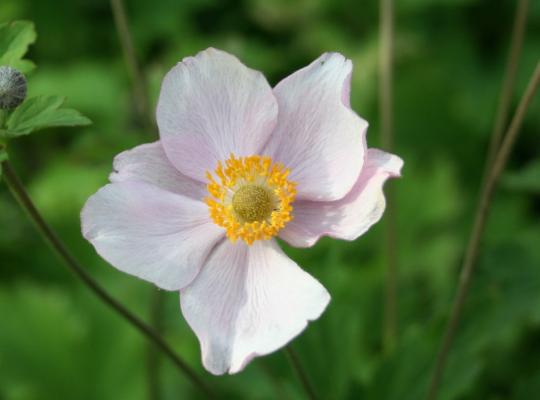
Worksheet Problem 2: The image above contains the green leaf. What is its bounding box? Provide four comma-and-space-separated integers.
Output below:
4, 95, 91, 137
502, 159, 540, 194
365, 240, 540, 400
0, 283, 147, 400
0, 146, 7, 178
0, 20, 37, 73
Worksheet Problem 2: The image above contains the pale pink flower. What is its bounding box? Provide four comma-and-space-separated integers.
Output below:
81, 48, 403, 374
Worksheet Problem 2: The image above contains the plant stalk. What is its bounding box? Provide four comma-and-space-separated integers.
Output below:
427, 62, 540, 400
285, 346, 318, 400
109, 1, 164, 397
379, 0, 398, 352
1, 160, 215, 399
483, 0, 529, 176
109, 0, 152, 129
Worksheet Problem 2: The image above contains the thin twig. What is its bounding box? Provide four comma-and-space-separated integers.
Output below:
379, 0, 398, 352
109, 0, 152, 129
1, 160, 215, 399
483, 0, 529, 175
285, 346, 318, 400
427, 62, 540, 400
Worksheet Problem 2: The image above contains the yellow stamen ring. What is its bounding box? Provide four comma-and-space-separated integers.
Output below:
205, 154, 297, 245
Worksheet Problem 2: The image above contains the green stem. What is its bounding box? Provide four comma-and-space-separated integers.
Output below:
108, 2, 164, 397
109, 0, 152, 129
1, 160, 215, 399
285, 346, 318, 400
379, 0, 398, 352
427, 62, 540, 400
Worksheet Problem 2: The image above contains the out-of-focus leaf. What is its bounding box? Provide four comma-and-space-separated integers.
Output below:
4, 95, 91, 137
0, 283, 147, 400
0, 144, 7, 177
513, 372, 540, 400
27, 62, 125, 130
0, 20, 36, 73
366, 240, 540, 400
29, 160, 108, 217
0, 284, 86, 399
502, 159, 540, 194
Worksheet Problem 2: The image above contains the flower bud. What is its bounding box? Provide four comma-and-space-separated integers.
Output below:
0, 66, 27, 109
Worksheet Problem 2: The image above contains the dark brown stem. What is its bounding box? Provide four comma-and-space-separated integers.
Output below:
109, 0, 152, 129
379, 0, 398, 352
427, 62, 540, 400
1, 160, 215, 399
285, 346, 318, 400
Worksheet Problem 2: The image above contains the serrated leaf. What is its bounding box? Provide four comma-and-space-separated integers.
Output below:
4, 95, 91, 137
0, 20, 37, 73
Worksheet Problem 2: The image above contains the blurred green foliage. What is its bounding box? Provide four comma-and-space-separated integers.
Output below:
0, 20, 35, 73
0, 0, 539, 399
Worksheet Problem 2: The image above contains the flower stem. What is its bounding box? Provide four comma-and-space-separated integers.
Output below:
285, 346, 318, 400
483, 0, 529, 177
379, 0, 398, 352
109, 0, 152, 129
109, 2, 164, 397
1, 160, 215, 399
427, 62, 540, 400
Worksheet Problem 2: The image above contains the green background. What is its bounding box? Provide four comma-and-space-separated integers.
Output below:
1, 0, 539, 399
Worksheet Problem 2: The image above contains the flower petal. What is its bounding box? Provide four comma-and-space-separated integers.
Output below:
279, 148, 403, 248
81, 181, 224, 290
110, 141, 207, 201
157, 48, 278, 182
180, 239, 330, 375
263, 52, 368, 201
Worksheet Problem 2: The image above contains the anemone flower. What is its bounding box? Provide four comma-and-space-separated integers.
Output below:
81, 48, 403, 374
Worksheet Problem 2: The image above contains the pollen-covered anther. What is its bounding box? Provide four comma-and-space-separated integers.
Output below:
205, 154, 296, 245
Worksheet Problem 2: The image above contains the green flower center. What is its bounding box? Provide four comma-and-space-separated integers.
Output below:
232, 185, 274, 223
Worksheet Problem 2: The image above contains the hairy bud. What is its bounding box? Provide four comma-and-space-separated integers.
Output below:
0, 66, 27, 109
